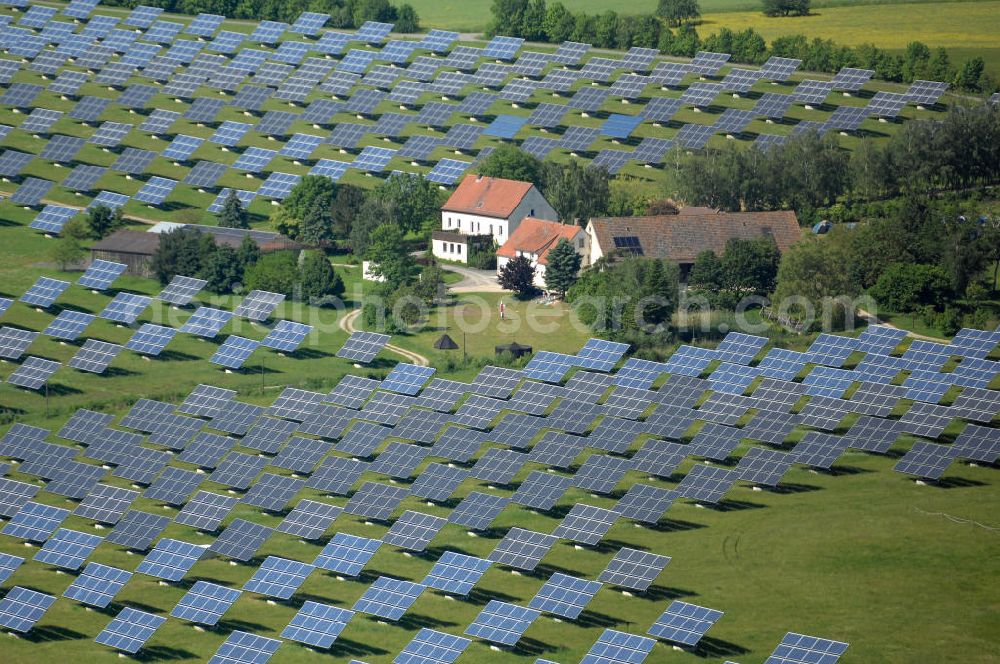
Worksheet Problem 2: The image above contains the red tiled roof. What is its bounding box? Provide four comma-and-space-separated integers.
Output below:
588, 209, 802, 263
497, 218, 582, 266
442, 174, 535, 218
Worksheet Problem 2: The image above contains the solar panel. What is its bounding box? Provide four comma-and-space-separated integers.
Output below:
171, 581, 241, 626
353, 576, 425, 621
344, 481, 410, 521
488, 527, 557, 571
419, 551, 492, 597
95, 606, 166, 654
29, 204, 79, 234
553, 504, 620, 545
175, 490, 237, 531
793, 79, 835, 105
397, 630, 472, 664
0, 587, 56, 633
7, 355, 60, 390
207, 631, 281, 664
100, 292, 152, 324
465, 601, 539, 646
104, 509, 170, 550
68, 339, 122, 374
529, 572, 603, 619
208, 335, 258, 370
765, 632, 849, 664
250, 20, 287, 43
310, 532, 382, 577
0, 552, 22, 586
582, 629, 657, 664
281, 601, 353, 648
0, 327, 39, 361
270, 500, 340, 542
447, 490, 509, 532
34, 527, 103, 569
51, 563, 132, 609
280, 133, 324, 160
43, 310, 94, 341
73, 483, 138, 525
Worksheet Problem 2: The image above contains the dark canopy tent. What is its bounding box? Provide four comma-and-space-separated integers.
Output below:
434, 334, 459, 350
495, 341, 532, 358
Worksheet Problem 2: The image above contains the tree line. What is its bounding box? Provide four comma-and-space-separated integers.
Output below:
486, 0, 994, 92
102, 0, 420, 33
677, 103, 1000, 221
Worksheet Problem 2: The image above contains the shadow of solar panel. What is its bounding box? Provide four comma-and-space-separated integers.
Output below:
465, 600, 539, 646
421, 551, 491, 596
281, 601, 353, 648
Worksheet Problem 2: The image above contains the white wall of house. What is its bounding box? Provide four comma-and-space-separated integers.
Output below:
431, 237, 468, 263
440, 187, 557, 246
583, 220, 606, 266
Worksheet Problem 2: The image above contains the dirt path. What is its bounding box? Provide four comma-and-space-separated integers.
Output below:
338, 308, 430, 367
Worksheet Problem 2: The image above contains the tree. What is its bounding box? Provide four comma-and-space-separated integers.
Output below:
476, 145, 544, 186
86, 205, 123, 240
395, 4, 420, 32
299, 200, 334, 247
720, 237, 781, 297
489, 0, 529, 36
366, 224, 418, 289
657, 0, 700, 26
543, 2, 575, 42
544, 239, 581, 297
568, 257, 679, 332
200, 244, 243, 294
283, 175, 338, 221
51, 220, 87, 270
218, 189, 249, 229
688, 250, 723, 290
542, 161, 610, 224
955, 56, 986, 92
355, 0, 396, 24
332, 184, 366, 239
237, 235, 260, 270
370, 173, 444, 234
521, 0, 547, 41
498, 255, 538, 298
350, 198, 389, 256
868, 263, 952, 314
150, 227, 215, 284
299, 250, 344, 303
244, 251, 300, 297
772, 231, 859, 330
761, 0, 809, 16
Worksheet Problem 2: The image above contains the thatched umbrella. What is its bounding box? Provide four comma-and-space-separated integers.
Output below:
495, 341, 532, 359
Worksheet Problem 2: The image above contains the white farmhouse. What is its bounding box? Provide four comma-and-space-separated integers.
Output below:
431, 174, 557, 264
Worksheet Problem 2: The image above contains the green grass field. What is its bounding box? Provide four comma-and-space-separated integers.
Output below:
405, 0, 1000, 75
0, 4, 998, 662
